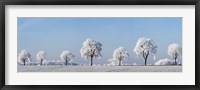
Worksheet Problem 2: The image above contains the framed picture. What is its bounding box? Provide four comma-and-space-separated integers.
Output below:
0, 0, 199, 89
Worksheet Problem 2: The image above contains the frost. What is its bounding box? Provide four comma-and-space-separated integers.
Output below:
36, 51, 46, 66
108, 47, 129, 66
133, 63, 137, 65
80, 38, 102, 66
153, 55, 156, 61
154, 58, 173, 65
168, 43, 182, 65
18, 66, 182, 72
18, 50, 31, 65
108, 59, 120, 66
60, 50, 75, 66
133, 37, 157, 65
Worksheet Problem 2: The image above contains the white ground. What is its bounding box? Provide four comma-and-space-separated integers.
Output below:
18, 66, 182, 72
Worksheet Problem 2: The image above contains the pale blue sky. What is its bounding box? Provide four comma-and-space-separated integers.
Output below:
18, 17, 182, 65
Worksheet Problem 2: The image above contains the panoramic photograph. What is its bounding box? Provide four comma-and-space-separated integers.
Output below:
17, 17, 182, 72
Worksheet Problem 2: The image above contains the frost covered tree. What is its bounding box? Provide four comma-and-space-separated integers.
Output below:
168, 43, 182, 65
134, 38, 157, 65
80, 38, 102, 66
60, 50, 75, 66
36, 51, 46, 66
109, 47, 129, 66
18, 50, 31, 66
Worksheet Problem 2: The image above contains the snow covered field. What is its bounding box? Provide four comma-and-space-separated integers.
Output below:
18, 66, 182, 72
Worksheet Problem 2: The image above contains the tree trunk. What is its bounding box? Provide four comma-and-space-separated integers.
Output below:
173, 53, 178, 65
143, 51, 149, 66
90, 55, 93, 66
119, 60, 121, 66
174, 58, 177, 65
65, 60, 68, 66
40, 59, 43, 66
23, 59, 25, 66
144, 58, 147, 66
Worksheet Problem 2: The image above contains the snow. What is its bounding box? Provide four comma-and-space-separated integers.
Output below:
36, 51, 46, 61
18, 66, 182, 72
60, 50, 75, 62
133, 37, 157, 58
18, 50, 31, 65
108, 47, 129, 66
80, 38, 102, 59
18, 60, 78, 66
168, 43, 182, 59
154, 58, 173, 65
133, 63, 137, 65
107, 59, 120, 66
18, 59, 182, 72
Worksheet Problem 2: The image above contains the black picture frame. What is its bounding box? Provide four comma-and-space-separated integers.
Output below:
0, 0, 199, 90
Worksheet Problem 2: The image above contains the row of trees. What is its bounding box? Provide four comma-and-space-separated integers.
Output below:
18, 38, 182, 66
18, 50, 75, 66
